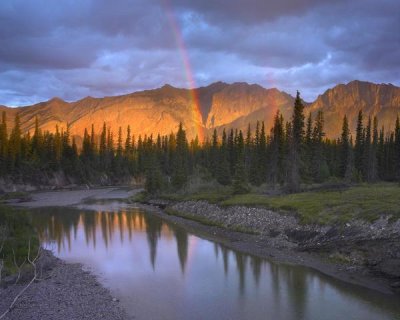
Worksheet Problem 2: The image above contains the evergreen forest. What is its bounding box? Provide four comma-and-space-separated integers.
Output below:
0, 92, 399, 195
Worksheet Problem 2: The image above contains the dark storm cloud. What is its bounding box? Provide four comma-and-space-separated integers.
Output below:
0, 0, 399, 105
170, 0, 348, 25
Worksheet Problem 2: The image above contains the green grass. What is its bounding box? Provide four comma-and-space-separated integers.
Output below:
221, 183, 400, 224
130, 191, 147, 202
0, 205, 39, 275
160, 186, 233, 203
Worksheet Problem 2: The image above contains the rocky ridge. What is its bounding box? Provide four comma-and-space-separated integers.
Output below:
2, 80, 399, 142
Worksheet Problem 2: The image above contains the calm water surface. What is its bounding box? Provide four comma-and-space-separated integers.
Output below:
31, 203, 400, 320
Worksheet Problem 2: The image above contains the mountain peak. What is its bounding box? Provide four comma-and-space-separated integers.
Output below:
2, 80, 400, 142
310, 80, 400, 138
160, 83, 177, 90
47, 97, 66, 104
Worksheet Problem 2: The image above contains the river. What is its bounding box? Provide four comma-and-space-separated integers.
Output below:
30, 202, 400, 320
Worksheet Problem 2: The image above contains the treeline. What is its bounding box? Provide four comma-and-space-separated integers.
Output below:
0, 92, 399, 192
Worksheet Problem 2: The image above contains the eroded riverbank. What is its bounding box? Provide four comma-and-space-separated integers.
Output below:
137, 199, 400, 295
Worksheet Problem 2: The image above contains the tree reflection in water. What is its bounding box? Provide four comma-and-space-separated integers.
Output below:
30, 206, 400, 320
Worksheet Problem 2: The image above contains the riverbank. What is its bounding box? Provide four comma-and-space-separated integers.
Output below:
12, 187, 140, 208
1, 187, 141, 320
135, 198, 400, 295
0, 250, 128, 320
2, 185, 399, 320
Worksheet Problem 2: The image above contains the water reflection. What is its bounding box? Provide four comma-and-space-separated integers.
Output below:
31, 206, 400, 320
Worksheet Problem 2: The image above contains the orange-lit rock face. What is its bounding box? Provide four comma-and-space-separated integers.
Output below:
1, 81, 400, 143
309, 80, 400, 138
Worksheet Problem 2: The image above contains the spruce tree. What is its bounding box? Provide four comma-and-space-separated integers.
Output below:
395, 116, 400, 181
0, 112, 8, 173
269, 111, 284, 186
232, 130, 248, 194
339, 115, 351, 179
312, 110, 328, 182
288, 91, 305, 192
216, 129, 231, 185
305, 112, 313, 180
145, 153, 163, 195
172, 123, 189, 189
8, 114, 22, 170
210, 129, 218, 176
99, 122, 107, 165
354, 110, 364, 176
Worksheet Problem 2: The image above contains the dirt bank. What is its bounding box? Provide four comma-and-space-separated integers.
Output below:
136, 199, 400, 295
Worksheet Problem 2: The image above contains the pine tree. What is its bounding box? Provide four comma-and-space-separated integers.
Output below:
311, 110, 328, 182
216, 129, 231, 185
90, 124, 97, 154
354, 110, 364, 176
257, 122, 267, 183
377, 126, 385, 180
81, 128, 91, 161
31, 116, 43, 161
210, 129, 218, 176
8, 114, 22, 170
99, 122, 107, 165
54, 125, 63, 167
244, 124, 252, 178
172, 123, 189, 189
339, 115, 351, 179
395, 116, 400, 181
269, 111, 284, 185
0, 112, 8, 173
362, 116, 376, 182
288, 91, 305, 192
305, 112, 313, 180
369, 117, 378, 182
227, 129, 235, 175
145, 153, 163, 195
125, 125, 132, 157
232, 130, 248, 194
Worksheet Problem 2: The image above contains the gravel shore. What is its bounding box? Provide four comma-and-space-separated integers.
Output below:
0, 251, 129, 320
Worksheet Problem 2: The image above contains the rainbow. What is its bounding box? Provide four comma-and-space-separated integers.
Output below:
162, 0, 205, 143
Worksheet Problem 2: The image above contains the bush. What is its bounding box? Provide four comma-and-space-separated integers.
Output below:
0, 206, 38, 275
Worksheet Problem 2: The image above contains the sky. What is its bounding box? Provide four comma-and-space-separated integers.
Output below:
0, 0, 399, 106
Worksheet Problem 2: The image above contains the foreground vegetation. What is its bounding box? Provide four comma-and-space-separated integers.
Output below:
0, 206, 38, 278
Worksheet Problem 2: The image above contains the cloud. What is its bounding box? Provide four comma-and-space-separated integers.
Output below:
0, 0, 398, 105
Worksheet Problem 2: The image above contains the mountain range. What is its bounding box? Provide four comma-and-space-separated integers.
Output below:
1, 80, 399, 142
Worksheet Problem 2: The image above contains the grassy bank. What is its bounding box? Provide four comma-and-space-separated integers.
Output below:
0, 205, 39, 277
222, 183, 400, 224
138, 183, 400, 225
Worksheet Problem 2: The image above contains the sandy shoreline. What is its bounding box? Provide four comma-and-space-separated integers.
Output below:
13, 187, 141, 208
